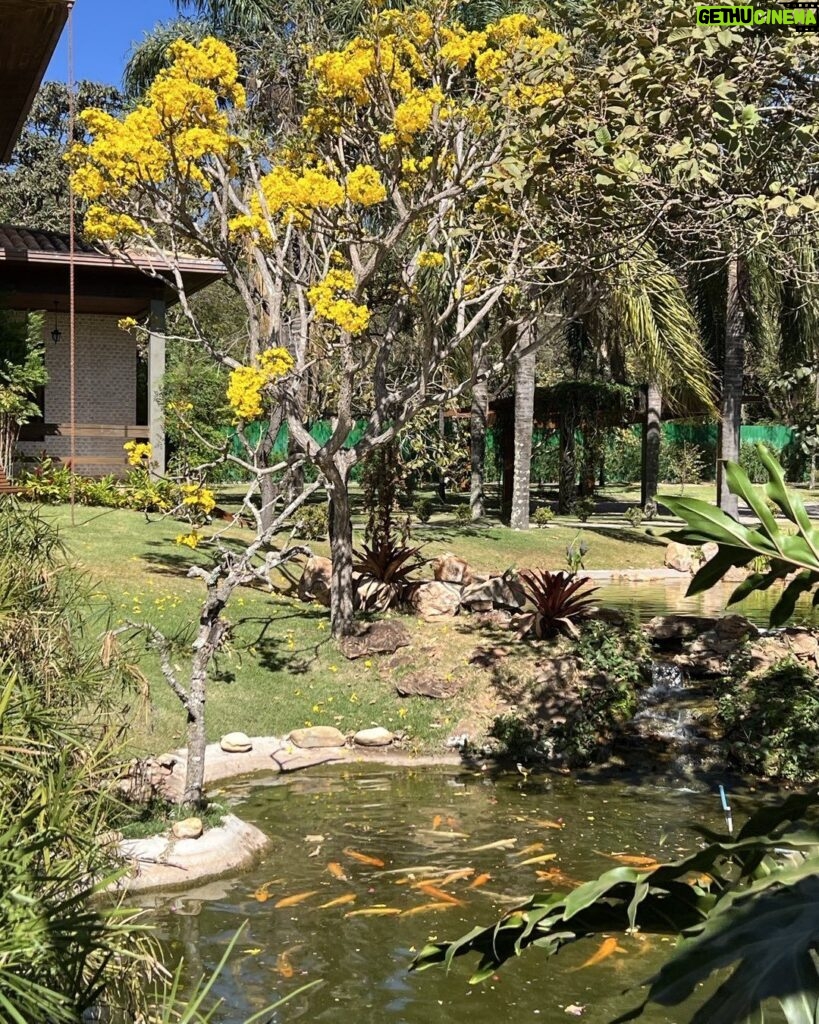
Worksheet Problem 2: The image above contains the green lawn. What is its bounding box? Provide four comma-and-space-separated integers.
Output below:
41, 499, 672, 758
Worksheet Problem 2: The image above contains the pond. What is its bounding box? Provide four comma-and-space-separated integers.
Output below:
596, 577, 819, 626
148, 764, 739, 1023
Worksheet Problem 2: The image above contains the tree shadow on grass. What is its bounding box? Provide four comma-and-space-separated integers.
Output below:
585, 526, 668, 548
235, 612, 330, 675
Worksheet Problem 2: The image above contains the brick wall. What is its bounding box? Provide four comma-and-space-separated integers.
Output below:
16, 312, 146, 477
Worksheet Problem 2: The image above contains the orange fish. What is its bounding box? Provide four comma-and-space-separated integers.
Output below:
534, 819, 565, 830
599, 852, 660, 870
513, 843, 545, 858
469, 872, 492, 889
401, 902, 456, 917
319, 893, 357, 909
327, 862, 348, 881
573, 936, 627, 971
274, 890, 319, 909
432, 814, 443, 830
536, 867, 580, 888
416, 883, 463, 906
252, 879, 281, 902
446, 816, 460, 829
344, 907, 402, 918
517, 853, 557, 867
438, 868, 475, 886
276, 951, 295, 979
344, 848, 386, 868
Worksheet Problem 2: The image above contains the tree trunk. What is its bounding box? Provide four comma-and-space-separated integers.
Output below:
558, 418, 576, 513
641, 380, 662, 510
258, 408, 283, 532
470, 334, 488, 521
326, 458, 356, 637
182, 680, 207, 809
437, 406, 447, 503
510, 319, 536, 530
717, 257, 745, 519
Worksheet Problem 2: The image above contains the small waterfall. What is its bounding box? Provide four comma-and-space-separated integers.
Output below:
626, 662, 711, 769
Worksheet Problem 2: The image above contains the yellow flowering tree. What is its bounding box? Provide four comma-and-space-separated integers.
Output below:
71, 3, 570, 636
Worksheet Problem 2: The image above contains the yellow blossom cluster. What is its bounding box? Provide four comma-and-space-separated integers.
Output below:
179, 483, 217, 515
394, 86, 446, 141
308, 269, 370, 335
346, 165, 387, 206
124, 441, 153, 466
439, 25, 487, 69
226, 347, 295, 421
175, 530, 202, 549
230, 166, 344, 237
71, 37, 244, 241
417, 251, 446, 269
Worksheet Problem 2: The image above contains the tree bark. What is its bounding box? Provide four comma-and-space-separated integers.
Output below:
258, 408, 283, 533
326, 458, 356, 637
437, 406, 447, 503
182, 602, 228, 808
641, 380, 662, 510
717, 257, 745, 519
470, 333, 488, 520
510, 318, 536, 530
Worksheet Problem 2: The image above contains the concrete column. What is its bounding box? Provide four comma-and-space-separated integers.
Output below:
149, 297, 166, 476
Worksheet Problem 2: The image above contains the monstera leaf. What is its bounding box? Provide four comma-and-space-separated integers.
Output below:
662, 445, 819, 626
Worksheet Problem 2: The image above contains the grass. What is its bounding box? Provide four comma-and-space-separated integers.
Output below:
39, 495, 672, 760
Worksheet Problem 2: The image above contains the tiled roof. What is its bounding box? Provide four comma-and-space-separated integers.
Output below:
0, 224, 104, 256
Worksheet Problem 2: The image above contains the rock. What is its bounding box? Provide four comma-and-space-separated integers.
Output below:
338, 620, 411, 660
787, 630, 819, 661
119, 756, 176, 804
410, 581, 461, 619
172, 817, 203, 840
533, 655, 582, 691
701, 542, 719, 562
460, 574, 526, 613
664, 541, 693, 573
220, 731, 253, 753
289, 725, 346, 749
273, 748, 347, 772
298, 555, 332, 607
353, 727, 394, 747
432, 552, 474, 585
683, 614, 759, 677
395, 673, 460, 698
646, 615, 717, 644
591, 607, 630, 629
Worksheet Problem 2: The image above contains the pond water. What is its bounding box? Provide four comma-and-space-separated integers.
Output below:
596, 577, 818, 626
148, 765, 741, 1024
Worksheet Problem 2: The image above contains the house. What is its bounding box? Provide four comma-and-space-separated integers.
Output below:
0, 0, 223, 476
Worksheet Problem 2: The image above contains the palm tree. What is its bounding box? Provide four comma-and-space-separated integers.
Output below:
510, 316, 536, 529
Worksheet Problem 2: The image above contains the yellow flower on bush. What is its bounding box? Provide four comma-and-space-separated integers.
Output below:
346, 165, 387, 206
226, 346, 294, 421
180, 483, 216, 515
440, 26, 487, 68
124, 440, 152, 466
175, 530, 201, 549
417, 251, 445, 269
308, 269, 370, 335
394, 87, 445, 140
118, 316, 139, 332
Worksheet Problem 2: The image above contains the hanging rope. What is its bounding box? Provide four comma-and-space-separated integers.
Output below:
67, 1, 76, 526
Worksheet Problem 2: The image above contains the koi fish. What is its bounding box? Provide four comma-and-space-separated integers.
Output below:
276, 951, 295, 979
344, 848, 386, 868
438, 868, 475, 886
274, 890, 319, 909
517, 853, 558, 866
536, 867, 580, 888
416, 883, 463, 905
344, 907, 402, 918
432, 814, 443, 830
252, 879, 282, 902
417, 829, 470, 839
327, 862, 348, 881
513, 843, 545, 858
469, 872, 492, 889
446, 816, 460, 829
573, 936, 626, 971
467, 838, 517, 852
319, 893, 357, 909
598, 852, 660, 869
401, 902, 456, 917
534, 819, 565, 830
377, 865, 443, 877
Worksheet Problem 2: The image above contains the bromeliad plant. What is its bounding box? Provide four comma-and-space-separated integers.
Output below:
353, 536, 426, 613
662, 444, 819, 626
518, 569, 598, 639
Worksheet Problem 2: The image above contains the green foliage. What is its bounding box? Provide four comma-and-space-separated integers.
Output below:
663, 446, 819, 626
488, 713, 543, 763
0, 311, 47, 474
739, 441, 780, 484
412, 495, 435, 523
353, 536, 425, 613
565, 536, 588, 573
604, 428, 642, 483
292, 502, 328, 540
624, 505, 644, 528
17, 458, 178, 514
718, 658, 819, 782
532, 505, 555, 527
454, 503, 472, 524
518, 569, 598, 639
661, 440, 707, 492
570, 496, 595, 522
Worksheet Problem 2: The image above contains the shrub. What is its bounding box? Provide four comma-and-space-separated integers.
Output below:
412, 496, 435, 523
454, 503, 472, 523
739, 441, 779, 484
353, 536, 425, 612
532, 505, 555, 527
292, 503, 328, 539
518, 569, 598, 639
604, 428, 642, 483
570, 496, 595, 522
660, 440, 707, 492
718, 659, 819, 782
624, 505, 644, 527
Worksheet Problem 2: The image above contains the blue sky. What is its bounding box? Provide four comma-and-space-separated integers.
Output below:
46, 0, 178, 87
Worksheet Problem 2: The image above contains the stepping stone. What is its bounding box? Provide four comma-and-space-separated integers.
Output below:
220, 732, 253, 753
353, 727, 393, 747
290, 726, 346, 748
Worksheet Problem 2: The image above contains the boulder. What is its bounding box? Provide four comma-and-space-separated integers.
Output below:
338, 620, 411, 660
701, 542, 719, 563
298, 555, 332, 607
410, 581, 461, 619
395, 673, 460, 698
220, 731, 253, 753
172, 817, 203, 840
646, 615, 717, 645
683, 614, 759, 677
353, 727, 394, 747
460, 574, 526, 613
289, 725, 346, 749
664, 542, 693, 573
432, 552, 474, 586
